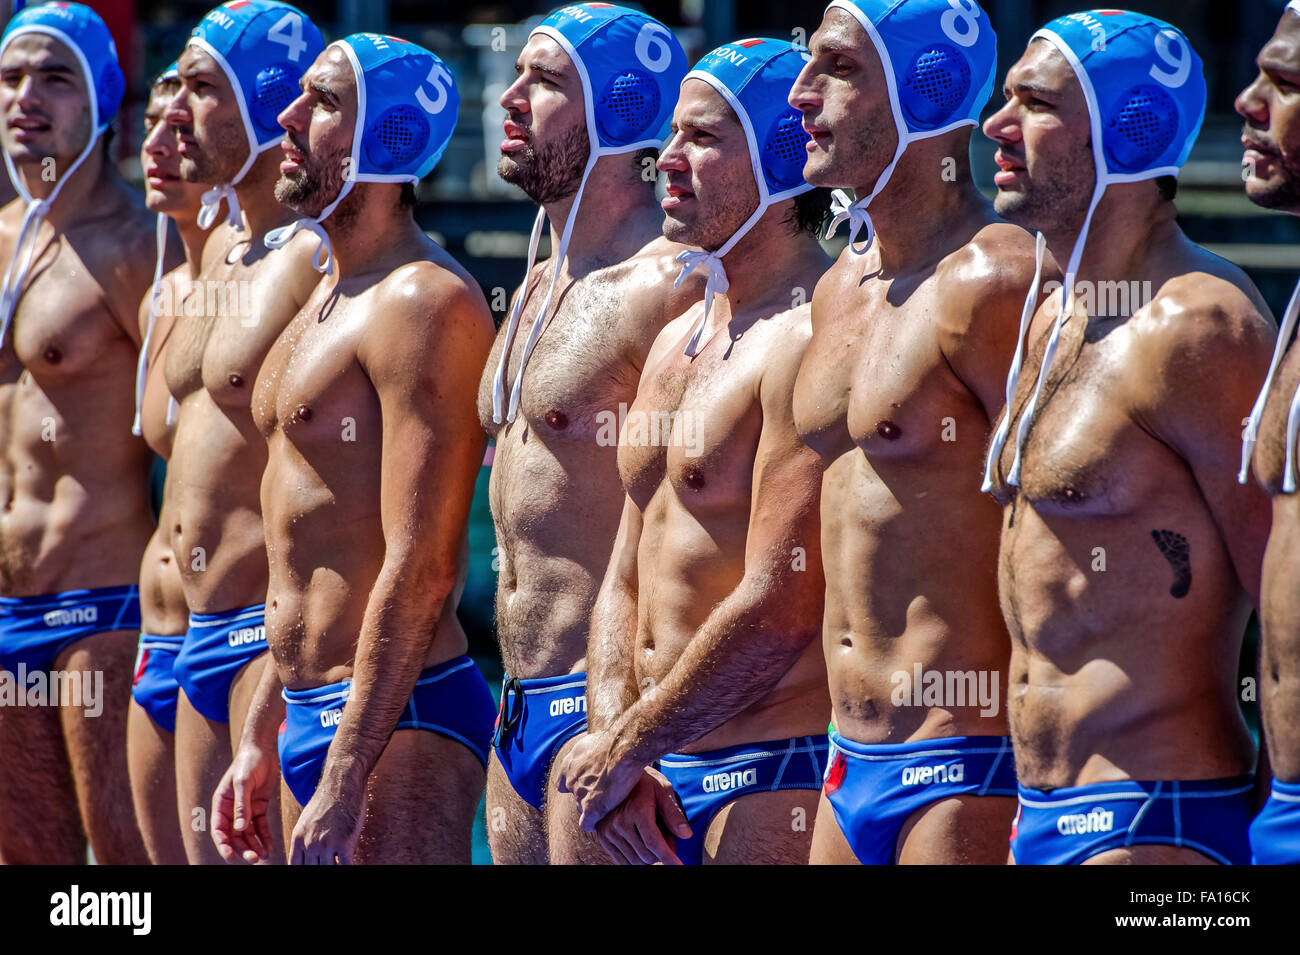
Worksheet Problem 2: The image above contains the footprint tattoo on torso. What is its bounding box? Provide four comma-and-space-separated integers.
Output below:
1151, 529, 1191, 599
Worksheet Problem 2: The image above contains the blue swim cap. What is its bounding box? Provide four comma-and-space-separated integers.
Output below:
188, 1, 324, 230
532, 3, 687, 153
492, 4, 688, 424
1034, 10, 1205, 180
824, 0, 997, 255
675, 39, 815, 356
1, 1, 124, 135
0, 2, 125, 350
265, 33, 460, 274
983, 12, 1208, 493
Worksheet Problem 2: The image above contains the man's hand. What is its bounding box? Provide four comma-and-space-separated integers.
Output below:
555, 729, 646, 830
289, 776, 365, 865
595, 767, 692, 865
211, 741, 278, 864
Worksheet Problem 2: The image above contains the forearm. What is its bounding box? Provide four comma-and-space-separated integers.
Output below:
608, 580, 815, 767
319, 562, 452, 790
586, 576, 640, 732
238, 659, 285, 753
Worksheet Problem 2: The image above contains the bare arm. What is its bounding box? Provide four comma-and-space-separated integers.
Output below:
1144, 289, 1275, 605
586, 494, 643, 732
314, 267, 493, 800
940, 226, 1059, 426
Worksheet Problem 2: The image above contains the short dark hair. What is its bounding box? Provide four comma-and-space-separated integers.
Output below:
1156, 175, 1177, 202
400, 182, 417, 207
787, 187, 833, 238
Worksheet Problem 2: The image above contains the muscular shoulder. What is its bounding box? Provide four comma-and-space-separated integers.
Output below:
1133, 269, 1275, 380
935, 222, 1047, 341
260, 228, 329, 307
361, 256, 493, 374
616, 235, 704, 329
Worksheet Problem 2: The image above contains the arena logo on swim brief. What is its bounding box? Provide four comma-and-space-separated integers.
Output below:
549, 694, 586, 717
49, 885, 151, 935
1056, 807, 1115, 835
226, 624, 266, 648
42, 605, 97, 628
0, 664, 103, 717
320, 706, 343, 727
702, 768, 758, 793
890, 664, 1000, 717
900, 763, 965, 786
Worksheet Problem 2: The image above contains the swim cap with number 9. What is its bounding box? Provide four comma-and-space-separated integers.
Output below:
1032, 10, 1205, 179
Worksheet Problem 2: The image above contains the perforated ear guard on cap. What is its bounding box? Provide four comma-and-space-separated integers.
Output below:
981, 11, 1207, 493
822, 0, 997, 256
0, 2, 126, 350
263, 33, 460, 273
491, 4, 688, 425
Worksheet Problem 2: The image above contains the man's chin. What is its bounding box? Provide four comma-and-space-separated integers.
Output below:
1244, 174, 1300, 214
992, 189, 1036, 228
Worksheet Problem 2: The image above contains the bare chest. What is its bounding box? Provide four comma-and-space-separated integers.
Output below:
9, 238, 124, 380
478, 276, 645, 445
619, 344, 762, 512
997, 318, 1159, 516
795, 280, 968, 464
166, 258, 300, 411
254, 295, 374, 449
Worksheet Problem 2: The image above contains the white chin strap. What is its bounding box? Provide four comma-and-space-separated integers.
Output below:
674, 198, 770, 358
197, 136, 275, 233
0, 129, 101, 350
981, 231, 1046, 491
491, 151, 599, 425
1240, 277, 1300, 491
265, 178, 355, 276
132, 213, 171, 436
983, 185, 1104, 490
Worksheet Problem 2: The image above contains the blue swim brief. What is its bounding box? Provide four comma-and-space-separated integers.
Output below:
1011, 776, 1255, 865
0, 585, 141, 674
656, 735, 829, 865
1249, 778, 1300, 865
492, 671, 589, 810
278, 655, 496, 807
822, 731, 1017, 865
132, 631, 185, 734
172, 604, 267, 724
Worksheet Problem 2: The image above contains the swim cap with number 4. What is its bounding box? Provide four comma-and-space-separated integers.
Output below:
190, 1, 325, 151
1034, 10, 1205, 178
